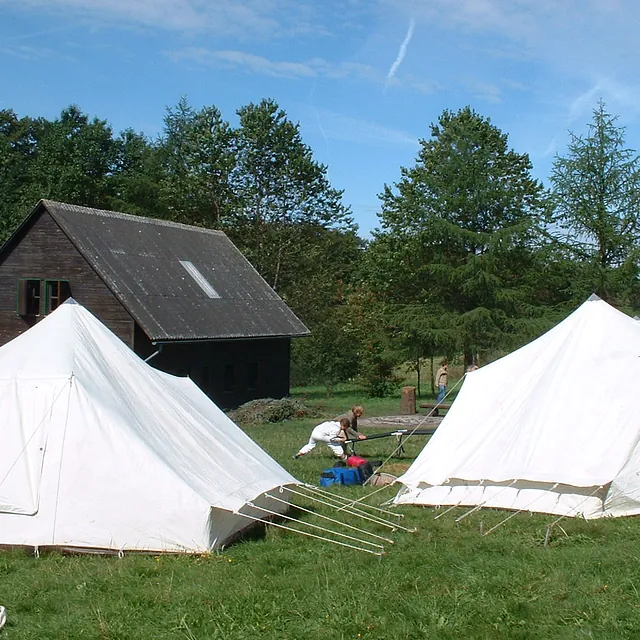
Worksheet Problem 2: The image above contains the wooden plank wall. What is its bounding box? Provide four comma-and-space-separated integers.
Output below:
0, 211, 135, 345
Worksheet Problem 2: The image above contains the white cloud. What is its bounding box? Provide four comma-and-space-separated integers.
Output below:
168, 47, 382, 81
170, 48, 316, 78
169, 46, 440, 96
542, 136, 558, 158
0, 0, 305, 38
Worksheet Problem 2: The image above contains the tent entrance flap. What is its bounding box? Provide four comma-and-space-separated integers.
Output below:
0, 379, 71, 515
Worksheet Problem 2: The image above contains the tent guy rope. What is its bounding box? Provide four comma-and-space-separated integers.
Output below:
236, 504, 386, 555
296, 485, 413, 532
235, 510, 385, 555
265, 493, 395, 544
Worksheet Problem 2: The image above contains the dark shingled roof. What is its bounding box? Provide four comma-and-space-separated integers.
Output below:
36, 200, 310, 342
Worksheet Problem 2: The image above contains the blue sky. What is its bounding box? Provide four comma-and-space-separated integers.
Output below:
2, 0, 640, 237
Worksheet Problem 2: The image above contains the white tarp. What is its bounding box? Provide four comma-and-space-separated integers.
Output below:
0, 300, 300, 552
394, 296, 640, 518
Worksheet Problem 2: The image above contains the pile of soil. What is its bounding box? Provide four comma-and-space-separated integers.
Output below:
228, 398, 319, 426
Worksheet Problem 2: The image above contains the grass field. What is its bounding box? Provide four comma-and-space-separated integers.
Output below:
2, 384, 640, 639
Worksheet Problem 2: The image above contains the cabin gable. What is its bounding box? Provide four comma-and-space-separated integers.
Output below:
0, 210, 135, 345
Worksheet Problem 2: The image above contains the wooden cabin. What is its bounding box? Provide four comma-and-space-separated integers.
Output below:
0, 200, 310, 409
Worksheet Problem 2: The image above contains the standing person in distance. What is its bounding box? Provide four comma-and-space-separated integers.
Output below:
435, 361, 448, 404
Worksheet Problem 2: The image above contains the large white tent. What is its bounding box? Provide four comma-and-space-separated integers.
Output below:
394, 295, 640, 519
0, 300, 300, 553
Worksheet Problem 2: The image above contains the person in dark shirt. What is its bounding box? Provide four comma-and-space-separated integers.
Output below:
335, 405, 363, 432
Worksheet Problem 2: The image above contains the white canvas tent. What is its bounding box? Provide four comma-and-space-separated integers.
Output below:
0, 300, 300, 553
394, 295, 640, 519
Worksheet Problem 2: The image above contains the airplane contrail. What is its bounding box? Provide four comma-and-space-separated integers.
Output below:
386, 18, 415, 84
309, 79, 330, 152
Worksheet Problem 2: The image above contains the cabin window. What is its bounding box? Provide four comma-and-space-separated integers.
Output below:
18, 279, 71, 316
223, 363, 235, 393
247, 362, 259, 391
45, 280, 71, 313
17, 279, 42, 316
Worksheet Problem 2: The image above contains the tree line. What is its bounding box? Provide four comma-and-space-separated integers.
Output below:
1, 98, 639, 395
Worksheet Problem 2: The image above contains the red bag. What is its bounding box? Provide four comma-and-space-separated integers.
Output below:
346, 455, 367, 467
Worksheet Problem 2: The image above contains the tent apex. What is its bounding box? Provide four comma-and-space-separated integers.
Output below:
62, 297, 79, 305
587, 293, 602, 302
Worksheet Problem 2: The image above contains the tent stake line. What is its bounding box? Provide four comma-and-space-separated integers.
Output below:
299, 484, 404, 518
482, 483, 561, 536
265, 494, 394, 544
543, 487, 603, 545
246, 502, 384, 550
235, 510, 385, 555
298, 491, 402, 532
453, 480, 518, 523
337, 483, 394, 512
297, 486, 415, 532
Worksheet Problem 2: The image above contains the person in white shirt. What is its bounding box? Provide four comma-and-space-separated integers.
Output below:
293, 418, 365, 460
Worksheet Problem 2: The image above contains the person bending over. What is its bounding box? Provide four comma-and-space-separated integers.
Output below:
293, 418, 366, 460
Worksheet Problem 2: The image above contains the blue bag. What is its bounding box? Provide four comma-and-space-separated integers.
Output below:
319, 467, 362, 487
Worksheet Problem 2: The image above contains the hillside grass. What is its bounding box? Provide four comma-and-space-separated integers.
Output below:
2, 382, 639, 639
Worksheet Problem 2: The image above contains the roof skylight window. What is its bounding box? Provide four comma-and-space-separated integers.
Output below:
179, 260, 220, 299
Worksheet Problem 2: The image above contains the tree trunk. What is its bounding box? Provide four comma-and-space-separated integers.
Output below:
464, 349, 475, 369
430, 355, 435, 395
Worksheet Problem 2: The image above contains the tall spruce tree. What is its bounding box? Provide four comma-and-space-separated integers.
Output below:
368, 106, 547, 365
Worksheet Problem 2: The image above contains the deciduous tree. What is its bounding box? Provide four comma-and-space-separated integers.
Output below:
27, 105, 117, 208
229, 99, 354, 296
157, 98, 236, 227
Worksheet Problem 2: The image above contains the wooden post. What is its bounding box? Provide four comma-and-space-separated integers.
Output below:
400, 386, 416, 415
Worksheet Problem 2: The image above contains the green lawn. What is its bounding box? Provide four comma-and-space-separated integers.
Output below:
2, 385, 639, 639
